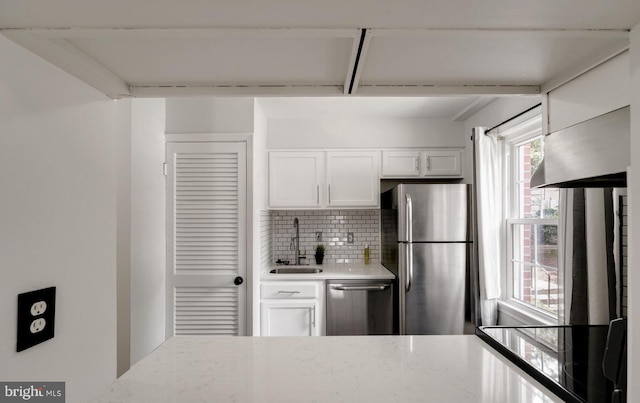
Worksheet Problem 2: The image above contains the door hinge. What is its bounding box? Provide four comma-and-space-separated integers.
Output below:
163, 162, 167, 176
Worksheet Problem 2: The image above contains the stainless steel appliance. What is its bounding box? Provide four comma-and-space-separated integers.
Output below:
531, 106, 629, 188
326, 280, 393, 335
381, 183, 472, 335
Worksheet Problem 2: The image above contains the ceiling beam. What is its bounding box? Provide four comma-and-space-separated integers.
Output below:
369, 28, 629, 39
129, 83, 539, 97
343, 30, 363, 94
347, 29, 371, 95
3, 27, 628, 39
2, 27, 361, 39
130, 85, 347, 97
2, 31, 130, 98
356, 84, 540, 96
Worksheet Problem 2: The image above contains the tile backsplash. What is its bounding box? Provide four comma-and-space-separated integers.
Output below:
271, 210, 380, 265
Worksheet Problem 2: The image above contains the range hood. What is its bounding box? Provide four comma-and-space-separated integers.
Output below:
531, 106, 630, 188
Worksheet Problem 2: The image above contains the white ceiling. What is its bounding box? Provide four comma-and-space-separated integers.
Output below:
1, 0, 639, 30
0, 0, 639, 100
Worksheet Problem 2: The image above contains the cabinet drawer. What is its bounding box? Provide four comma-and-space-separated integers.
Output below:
261, 282, 319, 299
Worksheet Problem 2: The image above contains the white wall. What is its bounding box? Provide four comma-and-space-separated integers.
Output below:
628, 23, 640, 403
116, 99, 132, 377
130, 99, 167, 365
253, 102, 268, 212
0, 35, 118, 402
165, 98, 255, 133
267, 117, 464, 149
252, 100, 268, 335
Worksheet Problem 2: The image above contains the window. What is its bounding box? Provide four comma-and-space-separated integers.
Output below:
504, 116, 560, 318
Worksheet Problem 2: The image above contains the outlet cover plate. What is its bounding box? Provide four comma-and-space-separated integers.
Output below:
17, 287, 56, 352
315, 231, 322, 241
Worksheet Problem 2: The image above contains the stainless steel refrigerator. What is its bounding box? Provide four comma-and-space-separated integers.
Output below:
381, 184, 472, 335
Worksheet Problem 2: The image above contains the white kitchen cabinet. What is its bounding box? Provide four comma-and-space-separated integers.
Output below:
260, 281, 324, 336
381, 149, 462, 178
381, 150, 421, 177
422, 149, 462, 176
269, 151, 323, 208
326, 151, 379, 207
260, 301, 320, 336
268, 150, 379, 209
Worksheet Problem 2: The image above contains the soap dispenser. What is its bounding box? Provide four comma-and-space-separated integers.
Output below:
364, 244, 370, 265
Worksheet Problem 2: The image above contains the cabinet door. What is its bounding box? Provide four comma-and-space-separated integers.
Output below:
326, 151, 379, 207
381, 151, 421, 177
422, 150, 462, 176
269, 152, 323, 208
260, 301, 320, 336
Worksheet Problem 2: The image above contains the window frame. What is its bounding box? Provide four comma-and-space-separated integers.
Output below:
498, 110, 560, 325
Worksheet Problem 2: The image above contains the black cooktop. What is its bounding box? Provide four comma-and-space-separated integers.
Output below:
477, 325, 614, 403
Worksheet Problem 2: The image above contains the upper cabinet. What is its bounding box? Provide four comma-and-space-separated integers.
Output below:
381, 149, 462, 178
269, 151, 379, 209
269, 151, 324, 208
381, 150, 421, 177
422, 149, 462, 176
326, 151, 379, 207
269, 148, 463, 209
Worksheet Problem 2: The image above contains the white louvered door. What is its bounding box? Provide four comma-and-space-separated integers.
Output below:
166, 142, 247, 337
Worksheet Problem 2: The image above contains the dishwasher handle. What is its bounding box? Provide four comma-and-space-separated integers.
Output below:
330, 284, 390, 291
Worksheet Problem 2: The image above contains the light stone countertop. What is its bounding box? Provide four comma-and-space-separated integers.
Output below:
90, 336, 563, 403
261, 262, 396, 281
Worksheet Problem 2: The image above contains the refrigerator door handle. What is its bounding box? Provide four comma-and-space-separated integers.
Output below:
405, 193, 414, 291
405, 193, 412, 242
408, 243, 414, 292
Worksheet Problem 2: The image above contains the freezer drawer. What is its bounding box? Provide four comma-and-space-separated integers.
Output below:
326, 280, 393, 335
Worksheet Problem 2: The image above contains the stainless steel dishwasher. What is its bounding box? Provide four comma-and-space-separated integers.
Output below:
326, 279, 394, 335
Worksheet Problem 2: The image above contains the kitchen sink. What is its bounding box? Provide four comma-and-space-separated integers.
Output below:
269, 266, 323, 274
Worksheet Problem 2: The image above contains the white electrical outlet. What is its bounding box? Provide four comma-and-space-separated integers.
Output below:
347, 232, 354, 243
30, 301, 47, 316
30, 318, 46, 334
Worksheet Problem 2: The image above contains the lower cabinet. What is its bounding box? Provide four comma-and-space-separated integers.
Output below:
260, 281, 324, 336
261, 301, 320, 336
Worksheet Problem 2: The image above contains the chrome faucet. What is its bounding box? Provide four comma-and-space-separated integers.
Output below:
291, 217, 301, 265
